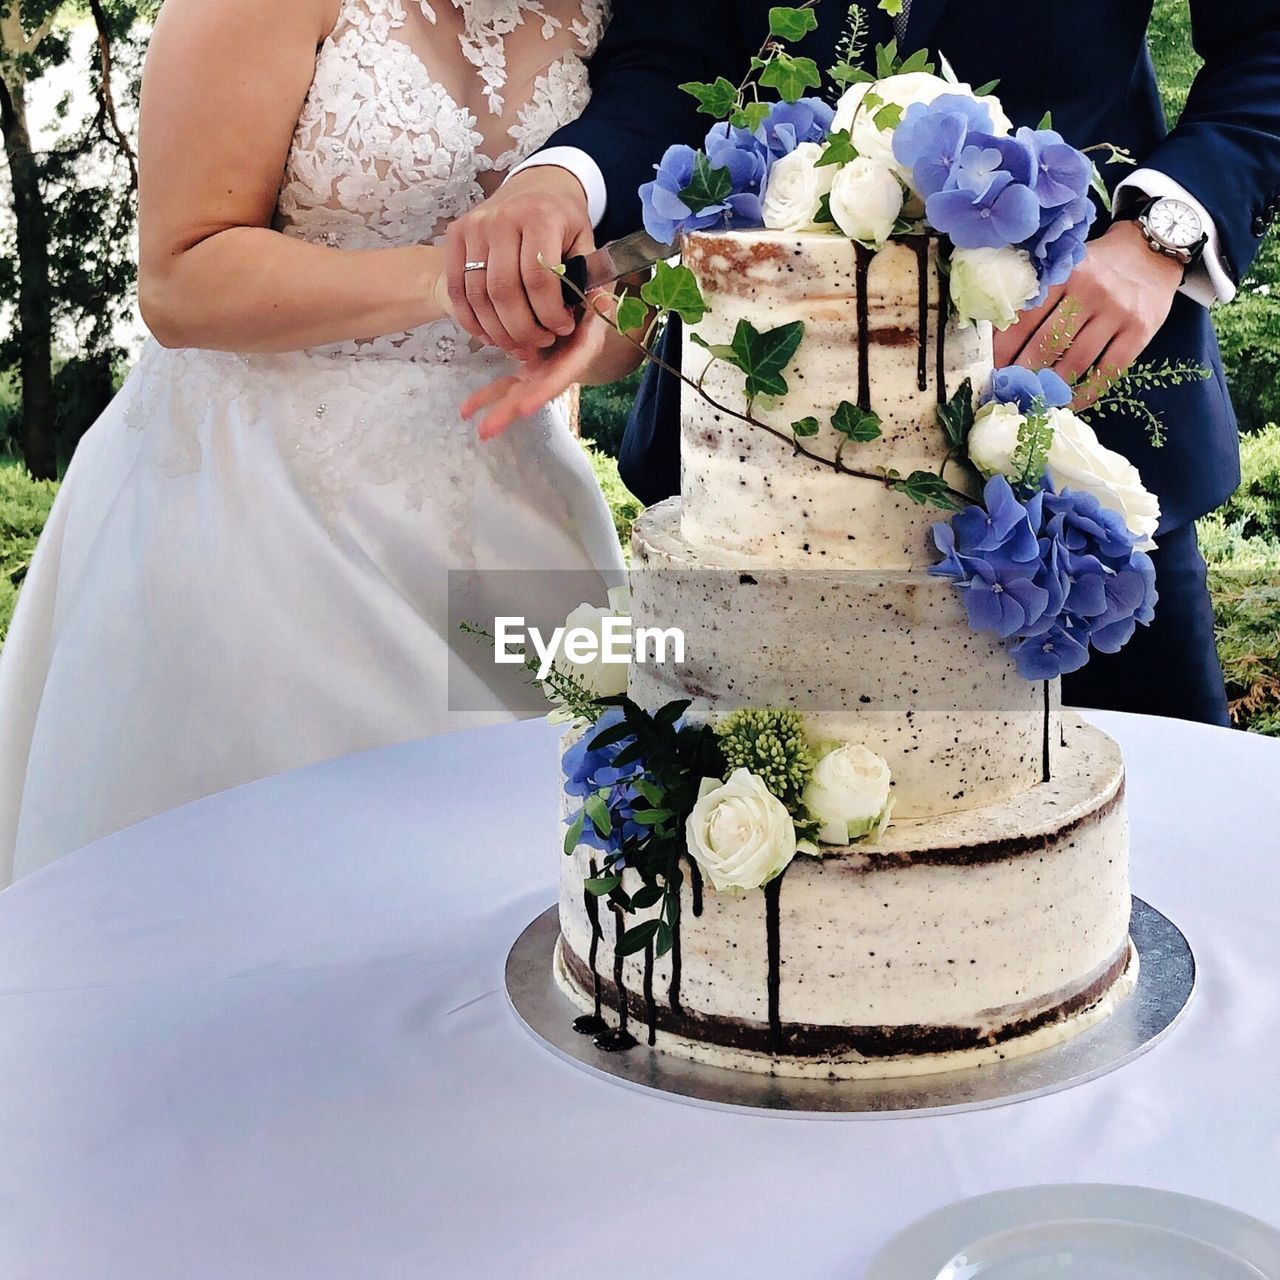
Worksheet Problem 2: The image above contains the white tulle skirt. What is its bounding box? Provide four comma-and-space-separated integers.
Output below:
0, 340, 625, 884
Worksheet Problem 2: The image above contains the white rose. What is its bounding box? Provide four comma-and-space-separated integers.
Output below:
762, 142, 835, 231
686, 769, 799, 893
828, 158, 905, 248
966, 400, 1027, 477
545, 585, 631, 721
803, 745, 895, 845
949, 247, 1040, 330
1045, 409, 1162, 550
832, 72, 1012, 179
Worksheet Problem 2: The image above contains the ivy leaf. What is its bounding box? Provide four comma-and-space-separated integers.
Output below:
878, 0, 904, 15
769, 5, 819, 40
584, 874, 622, 897
816, 128, 858, 168
893, 470, 965, 511
640, 261, 708, 325
832, 401, 883, 442
584, 791, 612, 838
678, 151, 732, 215
690, 332, 738, 362
615, 295, 649, 334
563, 809, 586, 855
616, 918, 661, 956
759, 52, 822, 102
679, 76, 740, 119
813, 192, 836, 225
729, 318, 806, 399
936, 378, 976, 454
732, 101, 774, 131
873, 102, 904, 131
792, 416, 821, 439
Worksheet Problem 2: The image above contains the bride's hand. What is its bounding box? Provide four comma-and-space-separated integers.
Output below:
461, 290, 645, 441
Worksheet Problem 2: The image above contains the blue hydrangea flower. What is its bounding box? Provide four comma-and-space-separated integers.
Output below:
931, 477, 1158, 679
563, 707, 647, 859
704, 122, 771, 224
639, 144, 737, 242
982, 365, 1074, 412
755, 97, 835, 160
893, 95, 995, 198
1018, 127, 1094, 209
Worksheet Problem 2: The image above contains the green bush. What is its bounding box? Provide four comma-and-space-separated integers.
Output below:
580, 369, 642, 457
585, 441, 642, 553
0, 461, 59, 641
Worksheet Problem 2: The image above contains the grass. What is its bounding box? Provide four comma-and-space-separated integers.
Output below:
0, 458, 58, 640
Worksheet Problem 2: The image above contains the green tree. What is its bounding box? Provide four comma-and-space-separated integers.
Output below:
0, 0, 154, 478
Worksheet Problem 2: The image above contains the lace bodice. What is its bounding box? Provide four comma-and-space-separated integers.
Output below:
276, 0, 609, 360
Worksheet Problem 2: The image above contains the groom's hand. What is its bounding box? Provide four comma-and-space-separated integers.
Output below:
445, 167, 595, 359
993, 220, 1184, 404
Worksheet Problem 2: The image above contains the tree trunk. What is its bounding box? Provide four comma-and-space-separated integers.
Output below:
0, 69, 58, 480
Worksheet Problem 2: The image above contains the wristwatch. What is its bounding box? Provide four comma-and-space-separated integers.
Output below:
1132, 195, 1208, 270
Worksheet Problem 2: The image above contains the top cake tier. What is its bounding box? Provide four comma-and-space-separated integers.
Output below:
681, 230, 991, 571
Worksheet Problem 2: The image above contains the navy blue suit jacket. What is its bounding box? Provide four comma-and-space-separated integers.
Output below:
546, 0, 1280, 528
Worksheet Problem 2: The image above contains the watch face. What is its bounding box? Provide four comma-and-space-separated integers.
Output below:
1147, 198, 1204, 249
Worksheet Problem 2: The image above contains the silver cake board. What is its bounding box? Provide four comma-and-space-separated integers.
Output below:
504, 897, 1195, 1120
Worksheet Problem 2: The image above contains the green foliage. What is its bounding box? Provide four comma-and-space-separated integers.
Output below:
1008, 403, 1055, 489
693, 318, 806, 400
579, 370, 642, 457
759, 51, 822, 102
937, 378, 976, 455
679, 76, 739, 119
891, 469, 965, 511
768, 6, 818, 41
0, 459, 58, 641
831, 401, 882, 442
582, 441, 641, 552
639, 261, 707, 326
1148, 0, 1280, 435
677, 152, 733, 215
716, 707, 814, 810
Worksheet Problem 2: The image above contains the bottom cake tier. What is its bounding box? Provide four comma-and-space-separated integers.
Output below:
555, 713, 1135, 1080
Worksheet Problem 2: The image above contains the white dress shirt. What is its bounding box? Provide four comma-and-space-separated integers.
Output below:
509, 0, 1232, 307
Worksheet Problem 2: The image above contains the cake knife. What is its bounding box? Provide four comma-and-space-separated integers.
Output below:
560, 229, 675, 306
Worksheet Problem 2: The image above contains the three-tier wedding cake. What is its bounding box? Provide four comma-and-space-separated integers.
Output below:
554, 229, 1136, 1079
542, 49, 1169, 1080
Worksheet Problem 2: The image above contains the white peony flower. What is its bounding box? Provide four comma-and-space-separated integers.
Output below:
832, 72, 1012, 180
828, 157, 905, 248
966, 400, 1028, 477
1045, 409, 1162, 550
686, 769, 799, 893
949, 247, 1040, 330
545, 586, 631, 722
762, 142, 835, 231
803, 745, 895, 845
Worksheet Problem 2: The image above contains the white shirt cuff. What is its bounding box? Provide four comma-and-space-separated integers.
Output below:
1115, 168, 1236, 307
506, 147, 608, 230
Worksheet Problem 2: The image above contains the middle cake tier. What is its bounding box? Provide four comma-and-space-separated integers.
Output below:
631, 500, 1060, 819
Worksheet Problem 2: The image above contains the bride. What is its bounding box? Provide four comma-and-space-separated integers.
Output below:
0, 0, 637, 884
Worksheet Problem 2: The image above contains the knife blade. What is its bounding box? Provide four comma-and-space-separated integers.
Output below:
560, 229, 676, 307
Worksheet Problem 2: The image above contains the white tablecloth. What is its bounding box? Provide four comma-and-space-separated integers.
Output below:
1, 711, 1278, 1279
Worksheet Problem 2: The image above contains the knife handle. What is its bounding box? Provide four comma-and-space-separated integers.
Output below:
560, 255, 590, 309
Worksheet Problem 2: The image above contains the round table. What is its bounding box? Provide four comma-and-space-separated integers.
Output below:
1, 711, 1277, 1279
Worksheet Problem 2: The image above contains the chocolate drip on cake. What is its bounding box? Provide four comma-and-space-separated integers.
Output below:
910, 235, 930, 392
764, 875, 785, 1055
594, 904, 638, 1053
573, 859, 608, 1036
854, 242, 874, 412
687, 857, 704, 917
1042, 681, 1053, 783
935, 246, 950, 404
643, 940, 658, 1046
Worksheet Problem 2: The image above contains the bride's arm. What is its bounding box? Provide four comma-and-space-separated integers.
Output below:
138, 0, 451, 353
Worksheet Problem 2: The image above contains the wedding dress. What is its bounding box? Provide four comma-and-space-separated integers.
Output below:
0, 0, 623, 884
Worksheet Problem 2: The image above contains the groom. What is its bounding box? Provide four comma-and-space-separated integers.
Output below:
447, 0, 1280, 726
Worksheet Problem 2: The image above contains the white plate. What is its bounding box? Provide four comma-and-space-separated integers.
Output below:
866, 1185, 1280, 1280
